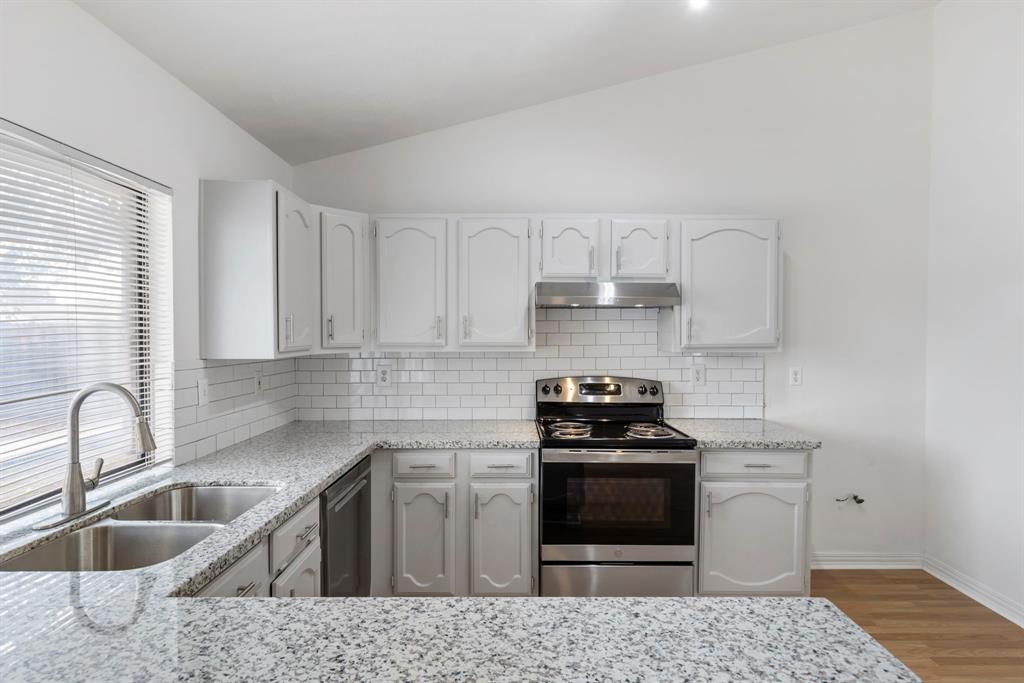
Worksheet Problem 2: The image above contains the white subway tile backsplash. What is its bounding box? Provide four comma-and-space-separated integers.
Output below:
295, 308, 765, 421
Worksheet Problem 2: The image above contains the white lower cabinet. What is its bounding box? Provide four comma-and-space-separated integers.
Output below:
699, 481, 807, 595
271, 539, 322, 597
198, 538, 271, 597
393, 482, 456, 595
470, 483, 533, 595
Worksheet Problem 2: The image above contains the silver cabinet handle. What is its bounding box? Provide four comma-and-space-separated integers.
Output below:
486, 464, 517, 469
326, 315, 334, 341
463, 315, 470, 339
687, 316, 693, 343
297, 523, 319, 544
443, 491, 449, 519
236, 581, 258, 597
706, 490, 712, 518
285, 315, 294, 344
743, 464, 774, 469
474, 492, 480, 519
588, 246, 595, 273
408, 464, 437, 469
615, 246, 623, 274
435, 315, 443, 339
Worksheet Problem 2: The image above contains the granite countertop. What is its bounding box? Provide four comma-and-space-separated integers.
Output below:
0, 418, 882, 683
669, 418, 823, 450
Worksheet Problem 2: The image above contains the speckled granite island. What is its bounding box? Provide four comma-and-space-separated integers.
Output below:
0, 419, 916, 682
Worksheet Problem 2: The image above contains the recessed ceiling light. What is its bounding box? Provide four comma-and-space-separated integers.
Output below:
689, 0, 709, 11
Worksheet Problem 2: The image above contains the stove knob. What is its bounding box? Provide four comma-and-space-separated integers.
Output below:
541, 384, 551, 395
553, 384, 563, 395
649, 385, 660, 396
637, 385, 647, 395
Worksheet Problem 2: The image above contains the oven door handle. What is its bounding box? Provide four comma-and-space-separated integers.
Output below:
541, 449, 696, 464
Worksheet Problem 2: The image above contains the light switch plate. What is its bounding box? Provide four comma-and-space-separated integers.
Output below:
789, 367, 803, 386
254, 368, 264, 399
197, 377, 209, 406
375, 360, 394, 387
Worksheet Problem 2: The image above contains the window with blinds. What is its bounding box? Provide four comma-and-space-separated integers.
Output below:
0, 121, 174, 515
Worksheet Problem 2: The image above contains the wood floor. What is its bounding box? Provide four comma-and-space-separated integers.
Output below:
811, 570, 1024, 682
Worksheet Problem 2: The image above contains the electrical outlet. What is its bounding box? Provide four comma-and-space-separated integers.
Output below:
254, 368, 264, 399
789, 367, 803, 386
693, 364, 706, 387
197, 377, 209, 406
375, 360, 393, 388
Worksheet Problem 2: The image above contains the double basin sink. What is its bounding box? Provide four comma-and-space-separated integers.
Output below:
0, 486, 279, 572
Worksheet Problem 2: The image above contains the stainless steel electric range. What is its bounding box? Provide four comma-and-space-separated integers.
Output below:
536, 376, 699, 597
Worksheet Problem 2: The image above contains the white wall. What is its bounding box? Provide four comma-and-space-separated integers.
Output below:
0, 0, 298, 463
297, 12, 934, 563
924, 0, 1024, 626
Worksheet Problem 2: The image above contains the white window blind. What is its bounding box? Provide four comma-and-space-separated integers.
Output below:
0, 122, 174, 515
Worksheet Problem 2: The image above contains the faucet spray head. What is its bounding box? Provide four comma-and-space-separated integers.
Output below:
136, 417, 157, 453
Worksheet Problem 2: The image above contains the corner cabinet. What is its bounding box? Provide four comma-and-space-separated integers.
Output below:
319, 208, 366, 349
540, 218, 600, 278
458, 218, 531, 346
375, 217, 447, 347
470, 483, 533, 595
393, 482, 456, 595
200, 180, 316, 359
678, 218, 781, 350
698, 450, 810, 596
610, 218, 669, 278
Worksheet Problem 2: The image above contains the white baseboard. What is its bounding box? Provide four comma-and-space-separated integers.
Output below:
923, 554, 1024, 628
811, 552, 922, 569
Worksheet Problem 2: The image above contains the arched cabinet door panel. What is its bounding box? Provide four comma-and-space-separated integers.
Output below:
610, 219, 669, 278
470, 483, 532, 595
393, 483, 455, 595
541, 218, 600, 278
458, 218, 531, 346
320, 209, 365, 348
699, 481, 806, 594
376, 218, 447, 346
277, 188, 316, 353
681, 219, 780, 350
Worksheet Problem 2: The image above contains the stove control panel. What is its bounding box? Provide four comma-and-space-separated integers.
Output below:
536, 376, 664, 403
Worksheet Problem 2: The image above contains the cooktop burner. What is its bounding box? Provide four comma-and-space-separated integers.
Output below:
626, 423, 676, 439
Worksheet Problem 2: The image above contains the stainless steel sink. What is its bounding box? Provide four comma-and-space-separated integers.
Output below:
113, 485, 279, 523
0, 520, 221, 572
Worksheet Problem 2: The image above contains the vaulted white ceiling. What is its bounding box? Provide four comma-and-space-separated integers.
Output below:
78, 0, 934, 164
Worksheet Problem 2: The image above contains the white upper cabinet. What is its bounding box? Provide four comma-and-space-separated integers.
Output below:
376, 217, 447, 346
200, 180, 318, 360
276, 188, 316, 353
680, 219, 780, 350
458, 218, 531, 346
320, 208, 366, 348
540, 218, 600, 278
610, 218, 669, 278
699, 482, 807, 595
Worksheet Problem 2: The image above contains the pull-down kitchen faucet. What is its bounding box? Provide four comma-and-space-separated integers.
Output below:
33, 382, 157, 530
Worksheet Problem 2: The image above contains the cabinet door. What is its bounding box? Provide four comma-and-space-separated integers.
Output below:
470, 483, 532, 595
541, 218, 599, 278
276, 188, 316, 353
393, 483, 455, 595
271, 539, 322, 597
458, 218, 530, 346
610, 219, 669, 278
197, 539, 271, 597
681, 219, 780, 349
699, 482, 806, 595
376, 218, 447, 346
321, 210, 365, 348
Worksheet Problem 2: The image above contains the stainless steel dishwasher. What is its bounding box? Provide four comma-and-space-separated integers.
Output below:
321, 455, 371, 596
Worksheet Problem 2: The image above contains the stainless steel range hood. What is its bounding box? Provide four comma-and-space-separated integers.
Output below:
535, 282, 681, 308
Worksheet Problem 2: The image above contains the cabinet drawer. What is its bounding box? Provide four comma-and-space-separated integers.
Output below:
198, 538, 270, 597
469, 450, 532, 478
270, 499, 320, 576
271, 539, 322, 597
702, 451, 807, 478
393, 451, 455, 478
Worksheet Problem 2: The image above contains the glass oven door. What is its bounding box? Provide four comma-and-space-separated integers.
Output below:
541, 450, 696, 562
